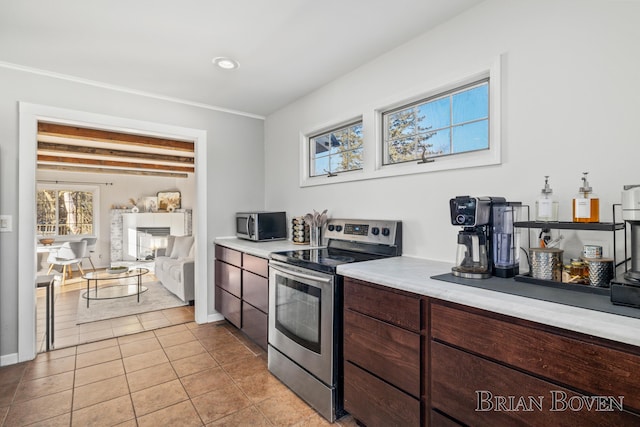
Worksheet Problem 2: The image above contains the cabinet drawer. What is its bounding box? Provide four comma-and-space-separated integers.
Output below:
243, 253, 268, 277
214, 260, 241, 298
430, 410, 462, 427
242, 302, 267, 350
344, 309, 420, 397
431, 341, 639, 427
215, 287, 241, 328
344, 361, 420, 427
431, 302, 640, 413
243, 270, 268, 313
344, 278, 421, 332
215, 245, 242, 267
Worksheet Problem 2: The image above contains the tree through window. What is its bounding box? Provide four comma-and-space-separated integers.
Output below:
382, 79, 489, 165
309, 121, 363, 177
37, 188, 95, 236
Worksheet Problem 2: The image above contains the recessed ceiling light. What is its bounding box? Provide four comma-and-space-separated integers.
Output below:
212, 57, 239, 70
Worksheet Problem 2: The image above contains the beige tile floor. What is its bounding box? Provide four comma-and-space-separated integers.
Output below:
7, 269, 358, 426
0, 321, 358, 426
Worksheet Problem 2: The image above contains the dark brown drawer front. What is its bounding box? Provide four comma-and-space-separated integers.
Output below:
243, 270, 268, 313
344, 278, 421, 332
243, 253, 268, 277
344, 361, 420, 427
344, 309, 420, 397
215, 287, 241, 328
214, 260, 241, 298
431, 303, 640, 413
215, 245, 242, 267
430, 410, 462, 427
431, 342, 639, 427
242, 302, 267, 350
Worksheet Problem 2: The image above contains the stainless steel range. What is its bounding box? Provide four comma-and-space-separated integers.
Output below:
268, 219, 402, 422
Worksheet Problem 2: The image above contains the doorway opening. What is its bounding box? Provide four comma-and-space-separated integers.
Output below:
19, 103, 209, 362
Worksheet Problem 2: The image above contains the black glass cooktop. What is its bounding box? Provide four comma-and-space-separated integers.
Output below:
270, 247, 387, 274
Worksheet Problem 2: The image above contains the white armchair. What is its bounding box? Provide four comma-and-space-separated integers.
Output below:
47, 240, 87, 286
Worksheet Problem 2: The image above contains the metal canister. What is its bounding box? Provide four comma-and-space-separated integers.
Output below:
583, 245, 603, 259
529, 248, 563, 281
586, 258, 614, 288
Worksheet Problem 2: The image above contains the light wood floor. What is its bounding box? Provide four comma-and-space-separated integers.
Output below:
36, 269, 194, 352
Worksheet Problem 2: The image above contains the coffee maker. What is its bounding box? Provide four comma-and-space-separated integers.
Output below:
611, 185, 640, 307
450, 196, 520, 279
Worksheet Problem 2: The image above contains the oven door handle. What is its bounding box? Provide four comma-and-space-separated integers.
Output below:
269, 262, 333, 285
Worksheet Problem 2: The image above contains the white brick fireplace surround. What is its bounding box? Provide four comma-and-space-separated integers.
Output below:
110, 210, 192, 262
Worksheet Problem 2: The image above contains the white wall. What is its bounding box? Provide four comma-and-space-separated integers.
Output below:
36, 169, 196, 268
0, 66, 264, 360
265, 0, 640, 262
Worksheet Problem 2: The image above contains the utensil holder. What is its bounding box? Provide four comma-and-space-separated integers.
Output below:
310, 227, 322, 247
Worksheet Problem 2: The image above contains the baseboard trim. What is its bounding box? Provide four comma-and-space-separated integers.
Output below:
207, 313, 225, 323
1, 352, 19, 366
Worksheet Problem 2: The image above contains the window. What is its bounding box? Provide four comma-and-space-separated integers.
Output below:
309, 121, 363, 177
36, 186, 97, 237
382, 79, 489, 165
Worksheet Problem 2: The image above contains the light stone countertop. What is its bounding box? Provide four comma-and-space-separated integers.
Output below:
214, 237, 315, 259
211, 239, 640, 347
337, 256, 640, 348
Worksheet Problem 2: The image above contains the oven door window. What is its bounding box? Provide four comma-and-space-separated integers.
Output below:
274, 275, 322, 354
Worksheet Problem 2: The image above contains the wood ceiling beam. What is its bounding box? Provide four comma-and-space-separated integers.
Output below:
38, 122, 195, 152
38, 155, 195, 173
37, 164, 189, 178
38, 142, 195, 164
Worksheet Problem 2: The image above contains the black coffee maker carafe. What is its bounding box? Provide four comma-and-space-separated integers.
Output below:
450, 196, 519, 279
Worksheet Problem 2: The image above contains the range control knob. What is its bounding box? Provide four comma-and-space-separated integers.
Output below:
336, 225, 343, 232
381, 228, 390, 237
327, 224, 335, 232
371, 227, 380, 235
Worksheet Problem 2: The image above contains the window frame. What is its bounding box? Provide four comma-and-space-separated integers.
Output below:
381, 78, 490, 166
299, 56, 501, 188
308, 120, 364, 178
36, 183, 100, 239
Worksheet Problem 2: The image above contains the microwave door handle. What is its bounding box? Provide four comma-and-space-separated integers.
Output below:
248, 216, 255, 239
270, 263, 332, 285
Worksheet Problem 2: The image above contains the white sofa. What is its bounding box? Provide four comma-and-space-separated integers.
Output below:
154, 235, 194, 303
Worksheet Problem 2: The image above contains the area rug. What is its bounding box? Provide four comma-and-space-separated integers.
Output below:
76, 281, 187, 324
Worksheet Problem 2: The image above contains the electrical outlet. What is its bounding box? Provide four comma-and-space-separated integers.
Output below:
0, 215, 12, 232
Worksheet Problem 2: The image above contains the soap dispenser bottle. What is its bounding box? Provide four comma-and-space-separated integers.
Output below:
535, 175, 559, 222
572, 172, 599, 223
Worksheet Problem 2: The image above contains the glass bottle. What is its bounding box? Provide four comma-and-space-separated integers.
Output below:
573, 172, 599, 223
535, 176, 559, 221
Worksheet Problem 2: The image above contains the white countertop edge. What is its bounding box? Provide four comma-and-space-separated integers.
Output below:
337, 256, 640, 348
214, 237, 313, 259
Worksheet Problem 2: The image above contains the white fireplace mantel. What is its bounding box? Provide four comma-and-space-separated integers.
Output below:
110, 210, 192, 262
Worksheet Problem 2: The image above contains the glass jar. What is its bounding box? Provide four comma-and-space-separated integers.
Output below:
568, 258, 589, 284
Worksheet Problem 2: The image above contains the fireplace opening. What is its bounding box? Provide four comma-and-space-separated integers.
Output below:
136, 227, 171, 260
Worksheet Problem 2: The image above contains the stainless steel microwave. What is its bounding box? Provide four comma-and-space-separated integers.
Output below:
236, 211, 287, 241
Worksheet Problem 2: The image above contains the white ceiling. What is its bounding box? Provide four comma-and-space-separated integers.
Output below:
0, 0, 483, 117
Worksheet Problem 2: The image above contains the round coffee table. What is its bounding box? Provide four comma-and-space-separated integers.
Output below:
82, 268, 149, 307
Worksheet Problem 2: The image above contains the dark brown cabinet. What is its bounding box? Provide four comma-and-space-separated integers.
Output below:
342, 276, 640, 427
343, 277, 423, 427
214, 244, 269, 349
430, 301, 640, 426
